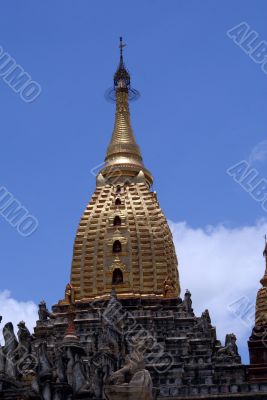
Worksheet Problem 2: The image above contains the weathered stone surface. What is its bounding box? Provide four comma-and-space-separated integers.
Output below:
0, 293, 267, 399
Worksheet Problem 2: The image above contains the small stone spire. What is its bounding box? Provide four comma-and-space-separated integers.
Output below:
100, 38, 153, 186
260, 235, 267, 287
63, 306, 79, 343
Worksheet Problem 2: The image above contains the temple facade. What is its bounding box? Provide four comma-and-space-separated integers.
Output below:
1, 39, 267, 399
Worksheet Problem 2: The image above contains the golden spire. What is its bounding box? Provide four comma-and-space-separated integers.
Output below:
255, 236, 267, 326
68, 38, 180, 302
101, 37, 153, 186
260, 235, 267, 287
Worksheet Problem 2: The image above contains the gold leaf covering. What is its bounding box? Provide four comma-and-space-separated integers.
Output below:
68, 42, 180, 301
70, 182, 180, 300
255, 240, 267, 326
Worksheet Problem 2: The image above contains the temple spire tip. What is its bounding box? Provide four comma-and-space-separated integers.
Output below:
119, 36, 126, 60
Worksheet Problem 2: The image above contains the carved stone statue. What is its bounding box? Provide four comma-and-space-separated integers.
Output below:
99, 318, 119, 356
59, 283, 75, 305
198, 309, 211, 331
55, 348, 67, 383
38, 300, 55, 321
17, 321, 32, 353
56, 343, 93, 397
2, 322, 19, 378
217, 333, 240, 363
183, 289, 193, 313
31, 342, 54, 400
163, 276, 175, 297
37, 342, 53, 379
105, 348, 153, 400
72, 353, 92, 395
202, 309, 211, 324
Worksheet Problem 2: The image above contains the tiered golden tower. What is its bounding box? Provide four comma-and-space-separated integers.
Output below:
69, 39, 180, 301
255, 237, 267, 325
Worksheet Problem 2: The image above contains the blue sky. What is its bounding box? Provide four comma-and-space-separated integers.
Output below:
0, 1, 267, 363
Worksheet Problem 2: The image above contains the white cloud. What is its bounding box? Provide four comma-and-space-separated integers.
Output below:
0, 290, 38, 343
170, 219, 267, 363
249, 140, 267, 164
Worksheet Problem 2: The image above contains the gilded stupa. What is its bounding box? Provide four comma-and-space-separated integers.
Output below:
70, 38, 180, 301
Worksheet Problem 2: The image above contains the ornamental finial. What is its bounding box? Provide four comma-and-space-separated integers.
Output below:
105, 38, 140, 102
119, 37, 126, 61
102, 38, 152, 187
114, 37, 130, 90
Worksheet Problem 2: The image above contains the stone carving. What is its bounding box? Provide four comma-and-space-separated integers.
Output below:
55, 348, 67, 384
2, 322, 18, 378
218, 333, 238, 356
99, 315, 120, 356
37, 341, 53, 380
178, 289, 193, 314
16, 321, 37, 376
105, 348, 153, 400
3, 322, 18, 352
163, 276, 176, 297
59, 283, 75, 305
31, 342, 53, 399
72, 353, 92, 396
198, 309, 211, 331
183, 290, 193, 313
216, 333, 241, 363
17, 321, 33, 352
38, 300, 55, 321
54, 329, 93, 398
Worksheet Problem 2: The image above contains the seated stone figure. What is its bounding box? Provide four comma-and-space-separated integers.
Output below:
105, 348, 153, 400
38, 300, 55, 321
216, 333, 241, 364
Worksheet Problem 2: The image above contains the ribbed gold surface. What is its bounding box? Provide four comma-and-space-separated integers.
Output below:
70, 182, 180, 300
256, 248, 267, 326
256, 287, 267, 325
101, 89, 153, 186
106, 90, 142, 163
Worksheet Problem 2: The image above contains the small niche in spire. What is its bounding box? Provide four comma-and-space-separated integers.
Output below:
113, 216, 121, 226
112, 268, 123, 285
113, 240, 122, 253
